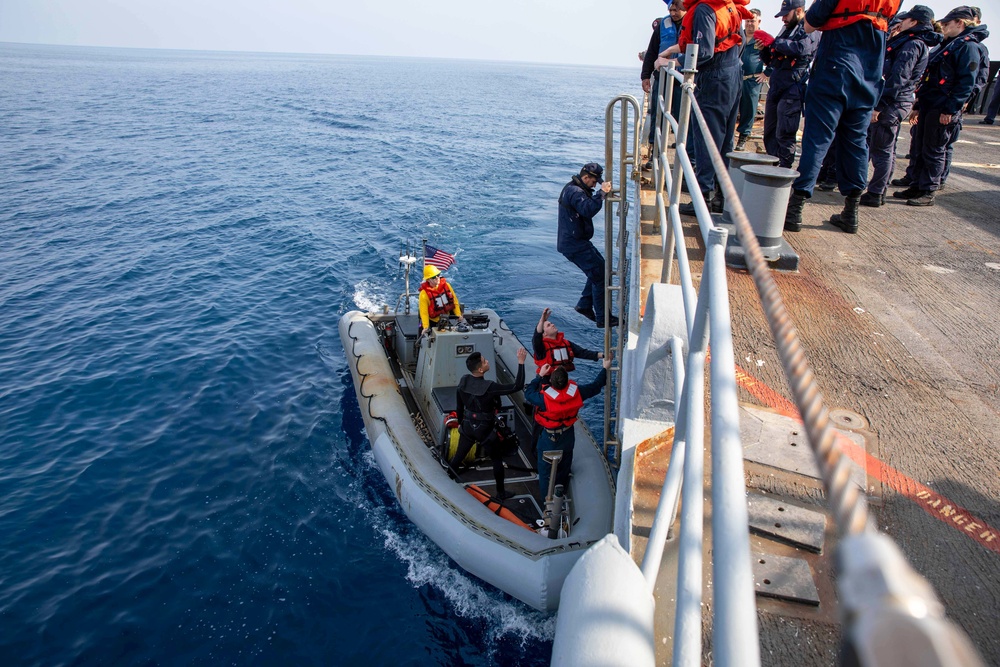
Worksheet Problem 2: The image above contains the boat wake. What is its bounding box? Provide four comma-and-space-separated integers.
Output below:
355, 453, 556, 650
380, 521, 557, 644
351, 279, 389, 313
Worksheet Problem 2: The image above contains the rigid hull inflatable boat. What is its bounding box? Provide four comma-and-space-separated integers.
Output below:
339, 303, 615, 611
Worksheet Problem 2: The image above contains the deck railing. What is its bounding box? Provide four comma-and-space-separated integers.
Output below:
598, 43, 983, 667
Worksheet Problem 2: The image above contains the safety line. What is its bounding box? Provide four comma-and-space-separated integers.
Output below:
733, 363, 1000, 556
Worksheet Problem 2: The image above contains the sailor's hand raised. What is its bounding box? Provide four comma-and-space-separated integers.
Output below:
516, 348, 528, 364
539, 363, 552, 376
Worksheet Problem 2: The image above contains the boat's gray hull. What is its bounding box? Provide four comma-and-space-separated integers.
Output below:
339, 310, 615, 611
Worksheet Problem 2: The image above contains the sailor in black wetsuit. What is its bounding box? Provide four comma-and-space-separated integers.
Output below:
450, 347, 527, 500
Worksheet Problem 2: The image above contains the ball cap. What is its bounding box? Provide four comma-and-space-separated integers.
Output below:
895, 4, 935, 24
940, 5, 974, 23
581, 162, 604, 183
774, 0, 804, 18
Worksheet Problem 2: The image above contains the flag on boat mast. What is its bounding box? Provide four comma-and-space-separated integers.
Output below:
424, 244, 456, 271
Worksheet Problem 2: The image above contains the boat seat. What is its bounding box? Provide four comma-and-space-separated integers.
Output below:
433, 387, 460, 414
394, 313, 421, 339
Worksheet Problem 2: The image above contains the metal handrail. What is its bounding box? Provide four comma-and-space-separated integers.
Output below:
602, 95, 640, 468
625, 42, 984, 667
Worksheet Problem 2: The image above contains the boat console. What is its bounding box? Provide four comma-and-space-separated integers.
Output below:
414, 316, 503, 448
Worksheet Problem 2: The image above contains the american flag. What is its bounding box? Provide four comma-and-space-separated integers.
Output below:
424, 244, 456, 271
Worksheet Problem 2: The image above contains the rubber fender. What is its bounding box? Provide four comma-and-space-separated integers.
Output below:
551, 534, 655, 666
465, 485, 533, 531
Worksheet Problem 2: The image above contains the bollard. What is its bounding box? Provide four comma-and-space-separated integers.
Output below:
722, 152, 779, 223
740, 164, 799, 247
724, 163, 801, 271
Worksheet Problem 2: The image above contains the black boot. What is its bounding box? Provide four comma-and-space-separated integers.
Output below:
710, 189, 725, 214
679, 192, 712, 216
859, 191, 884, 207
830, 190, 861, 234
892, 186, 922, 199
784, 190, 807, 232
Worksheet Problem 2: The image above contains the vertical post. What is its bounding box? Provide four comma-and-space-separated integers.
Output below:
663, 44, 698, 287
706, 226, 761, 667
403, 242, 412, 314
672, 348, 705, 667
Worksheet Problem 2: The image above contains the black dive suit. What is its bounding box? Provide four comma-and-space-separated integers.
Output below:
449, 362, 525, 497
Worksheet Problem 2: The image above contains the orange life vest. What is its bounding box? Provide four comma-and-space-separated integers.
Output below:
678, 0, 751, 54
420, 278, 455, 320
819, 0, 900, 32
535, 382, 584, 431
535, 333, 576, 374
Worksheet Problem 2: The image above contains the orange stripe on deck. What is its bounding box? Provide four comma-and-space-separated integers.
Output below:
733, 364, 1000, 556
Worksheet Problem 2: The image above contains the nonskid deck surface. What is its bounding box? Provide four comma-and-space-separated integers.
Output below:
634, 126, 1000, 664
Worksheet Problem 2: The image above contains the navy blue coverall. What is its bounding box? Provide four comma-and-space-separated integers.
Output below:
909, 25, 989, 194
865, 25, 937, 197
941, 25, 991, 184
791, 1, 887, 197
687, 2, 743, 196
761, 21, 820, 168
557, 175, 608, 322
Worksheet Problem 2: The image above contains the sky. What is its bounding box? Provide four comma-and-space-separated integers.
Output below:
0, 0, 996, 68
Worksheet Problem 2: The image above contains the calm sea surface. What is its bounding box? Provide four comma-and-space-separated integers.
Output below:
0, 43, 635, 665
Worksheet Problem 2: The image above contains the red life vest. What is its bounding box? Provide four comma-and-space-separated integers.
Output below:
678, 0, 751, 54
536, 333, 576, 374
535, 382, 584, 430
420, 278, 455, 320
820, 0, 900, 32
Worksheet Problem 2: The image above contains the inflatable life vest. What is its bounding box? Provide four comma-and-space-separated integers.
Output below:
921, 33, 974, 90
678, 0, 752, 54
535, 382, 584, 430
420, 277, 455, 320
536, 333, 576, 374
659, 16, 680, 53
466, 485, 533, 530
820, 0, 900, 32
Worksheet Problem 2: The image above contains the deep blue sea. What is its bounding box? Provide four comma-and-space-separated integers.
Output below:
0, 43, 635, 666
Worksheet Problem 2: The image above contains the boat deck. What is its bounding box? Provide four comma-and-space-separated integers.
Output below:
629, 120, 1000, 665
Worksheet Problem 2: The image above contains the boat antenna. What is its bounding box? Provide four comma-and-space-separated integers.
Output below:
397, 240, 418, 315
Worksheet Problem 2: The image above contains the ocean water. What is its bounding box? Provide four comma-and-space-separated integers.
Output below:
0, 43, 634, 666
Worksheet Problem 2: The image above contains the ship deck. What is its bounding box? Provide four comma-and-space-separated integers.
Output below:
629, 120, 1000, 665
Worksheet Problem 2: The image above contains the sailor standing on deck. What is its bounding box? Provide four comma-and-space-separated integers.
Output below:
557, 163, 617, 329
524, 357, 610, 499
759, 0, 820, 169
418, 265, 464, 333
860, 5, 939, 207
782, 0, 901, 234
735, 8, 766, 153
450, 348, 528, 500
893, 6, 989, 207
661, 0, 753, 216
641, 0, 688, 168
